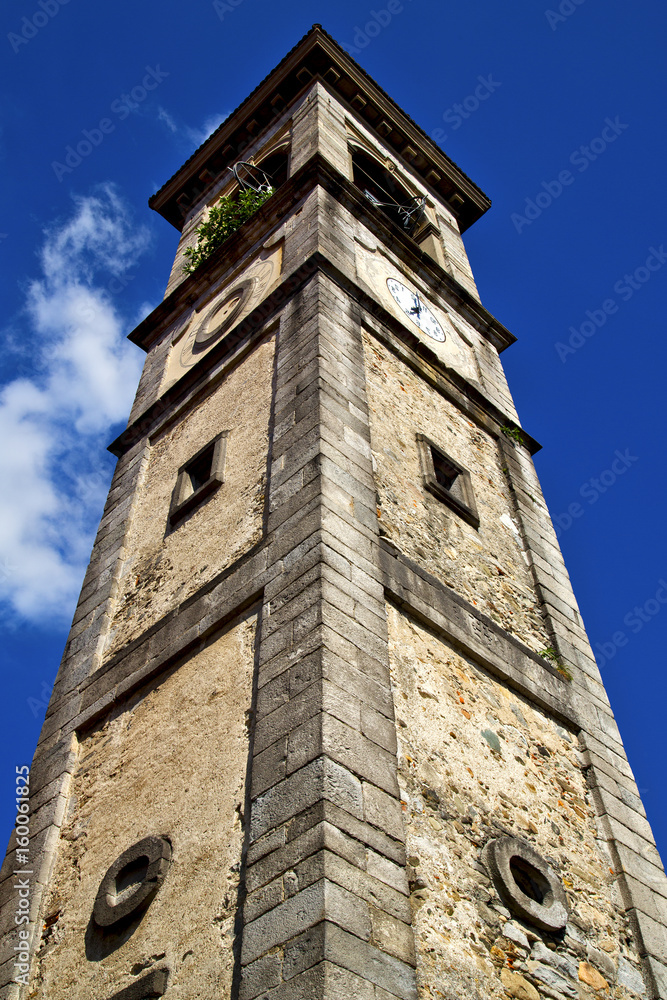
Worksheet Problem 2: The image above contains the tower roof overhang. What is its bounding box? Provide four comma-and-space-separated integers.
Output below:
149, 25, 491, 233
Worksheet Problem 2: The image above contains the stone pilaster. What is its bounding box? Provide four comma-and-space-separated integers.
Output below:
240, 272, 417, 1000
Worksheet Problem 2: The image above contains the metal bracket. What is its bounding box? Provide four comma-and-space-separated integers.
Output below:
230, 160, 274, 194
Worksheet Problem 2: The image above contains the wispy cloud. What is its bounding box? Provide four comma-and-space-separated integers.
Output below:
156, 106, 227, 149
0, 185, 150, 624
186, 112, 226, 147
157, 106, 178, 134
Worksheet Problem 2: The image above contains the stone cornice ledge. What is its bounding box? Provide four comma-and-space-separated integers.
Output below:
130, 153, 514, 354
149, 25, 490, 233
378, 538, 582, 731
112, 249, 535, 460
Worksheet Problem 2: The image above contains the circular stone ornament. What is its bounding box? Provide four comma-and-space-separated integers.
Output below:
93, 836, 172, 928
482, 837, 568, 932
192, 278, 256, 349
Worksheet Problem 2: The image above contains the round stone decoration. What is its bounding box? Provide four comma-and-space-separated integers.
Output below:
93, 836, 172, 928
193, 278, 256, 348
482, 836, 568, 932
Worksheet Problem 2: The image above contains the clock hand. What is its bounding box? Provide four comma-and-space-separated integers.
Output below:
409, 293, 422, 317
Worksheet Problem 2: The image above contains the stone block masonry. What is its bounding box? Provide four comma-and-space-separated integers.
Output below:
240, 271, 418, 1000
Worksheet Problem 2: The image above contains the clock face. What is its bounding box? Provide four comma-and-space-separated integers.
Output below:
386, 277, 445, 342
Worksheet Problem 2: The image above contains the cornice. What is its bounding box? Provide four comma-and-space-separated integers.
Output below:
112, 251, 538, 461
132, 153, 513, 355
148, 25, 490, 232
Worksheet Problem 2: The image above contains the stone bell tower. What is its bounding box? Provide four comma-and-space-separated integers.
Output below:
1, 24, 666, 1000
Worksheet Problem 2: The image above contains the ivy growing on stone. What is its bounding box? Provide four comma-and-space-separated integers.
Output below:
182, 187, 274, 274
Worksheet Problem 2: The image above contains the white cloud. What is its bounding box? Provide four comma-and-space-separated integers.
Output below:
157, 106, 177, 133
156, 106, 227, 149
185, 113, 226, 148
0, 185, 151, 624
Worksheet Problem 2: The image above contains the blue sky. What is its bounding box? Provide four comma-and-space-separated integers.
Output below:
1, 1, 666, 865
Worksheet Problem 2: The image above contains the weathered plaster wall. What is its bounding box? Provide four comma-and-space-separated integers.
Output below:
363, 330, 551, 654
386, 603, 648, 1000
30, 611, 256, 1000
106, 336, 274, 657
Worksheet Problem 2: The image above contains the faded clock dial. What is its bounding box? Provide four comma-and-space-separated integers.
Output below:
386, 277, 445, 342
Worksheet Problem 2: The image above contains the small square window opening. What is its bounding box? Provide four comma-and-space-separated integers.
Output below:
432, 451, 459, 493
417, 433, 479, 529
169, 432, 228, 528
187, 445, 215, 493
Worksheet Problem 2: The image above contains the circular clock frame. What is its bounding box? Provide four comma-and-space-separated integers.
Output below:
192, 278, 256, 351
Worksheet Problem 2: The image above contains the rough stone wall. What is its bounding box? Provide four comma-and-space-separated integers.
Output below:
386, 603, 648, 1000
105, 335, 274, 657
30, 611, 256, 1000
362, 329, 551, 654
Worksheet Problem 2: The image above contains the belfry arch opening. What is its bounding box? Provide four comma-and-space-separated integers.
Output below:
231, 150, 289, 197
351, 149, 426, 236
254, 150, 289, 190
